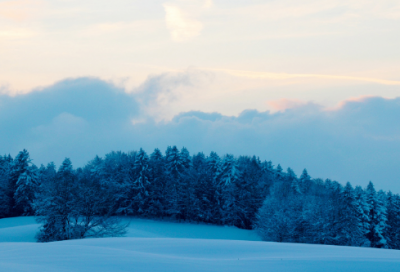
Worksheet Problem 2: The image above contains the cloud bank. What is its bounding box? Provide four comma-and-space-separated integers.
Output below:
1, 77, 400, 192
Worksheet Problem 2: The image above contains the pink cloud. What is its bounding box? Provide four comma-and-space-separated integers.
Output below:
267, 98, 306, 112
326, 95, 378, 111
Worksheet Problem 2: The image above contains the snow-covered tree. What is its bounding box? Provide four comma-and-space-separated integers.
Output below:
365, 182, 388, 248
147, 148, 166, 217
287, 168, 301, 195
131, 148, 151, 214
164, 146, 192, 220
0, 155, 12, 218
36, 158, 78, 242
334, 182, 367, 246
14, 164, 39, 215
299, 169, 312, 194
216, 154, 240, 187
9, 150, 36, 216
354, 186, 370, 245
385, 192, 400, 249
215, 154, 242, 225
36, 158, 126, 242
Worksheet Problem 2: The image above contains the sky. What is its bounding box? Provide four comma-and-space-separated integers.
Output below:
1, 0, 400, 191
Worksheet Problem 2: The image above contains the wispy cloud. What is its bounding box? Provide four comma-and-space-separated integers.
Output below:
163, 0, 213, 41
163, 4, 203, 41
207, 68, 400, 86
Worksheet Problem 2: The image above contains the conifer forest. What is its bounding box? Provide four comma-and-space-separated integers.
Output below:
0, 147, 399, 248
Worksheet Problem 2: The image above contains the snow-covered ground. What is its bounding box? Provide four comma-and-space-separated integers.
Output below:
0, 217, 261, 242
1, 217, 400, 272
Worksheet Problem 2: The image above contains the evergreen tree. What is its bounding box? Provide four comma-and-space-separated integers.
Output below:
216, 154, 241, 225
234, 156, 261, 229
191, 152, 213, 222
14, 164, 39, 215
258, 161, 275, 201
335, 182, 366, 246
206, 152, 222, 224
207, 152, 220, 176
132, 148, 151, 214
365, 182, 388, 248
275, 164, 283, 179
164, 146, 190, 220
386, 192, 400, 249
354, 186, 370, 246
9, 150, 32, 216
0, 155, 11, 218
287, 168, 301, 195
299, 169, 312, 194
148, 148, 166, 218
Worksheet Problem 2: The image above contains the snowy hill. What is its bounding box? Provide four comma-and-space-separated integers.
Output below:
0, 217, 261, 242
1, 217, 400, 272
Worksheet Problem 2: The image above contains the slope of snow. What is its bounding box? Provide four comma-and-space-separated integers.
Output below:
0, 217, 39, 242
1, 238, 400, 272
0, 217, 260, 243
1, 217, 400, 272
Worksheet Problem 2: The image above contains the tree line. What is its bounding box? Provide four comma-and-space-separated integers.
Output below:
0, 147, 399, 249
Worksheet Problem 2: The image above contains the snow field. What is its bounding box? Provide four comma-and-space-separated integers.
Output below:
1, 238, 400, 272
0, 216, 261, 242
1, 217, 400, 272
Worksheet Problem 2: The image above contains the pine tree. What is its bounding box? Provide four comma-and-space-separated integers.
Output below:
9, 150, 32, 216
192, 152, 213, 222
148, 148, 166, 218
164, 146, 190, 220
216, 154, 241, 225
335, 182, 366, 246
354, 186, 370, 246
258, 161, 275, 201
14, 164, 39, 215
275, 164, 283, 180
324, 180, 343, 245
0, 155, 11, 218
299, 169, 312, 194
132, 148, 151, 214
206, 152, 222, 224
386, 192, 400, 249
207, 152, 220, 176
365, 182, 388, 248
234, 156, 261, 229
287, 168, 301, 195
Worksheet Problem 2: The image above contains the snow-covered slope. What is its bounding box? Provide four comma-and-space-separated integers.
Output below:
0, 217, 261, 242
1, 238, 400, 272
1, 217, 400, 272
0, 217, 39, 242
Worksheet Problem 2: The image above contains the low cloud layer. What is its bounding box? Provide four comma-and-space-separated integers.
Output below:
1, 78, 400, 192
0, 78, 139, 165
